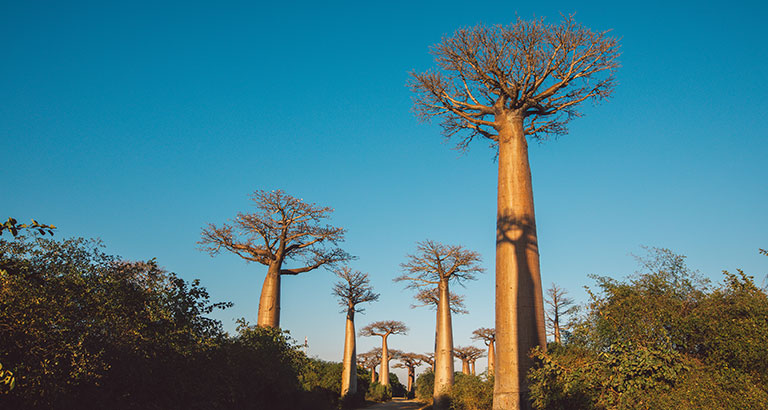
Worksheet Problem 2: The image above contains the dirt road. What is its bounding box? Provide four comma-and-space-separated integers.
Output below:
354, 397, 425, 410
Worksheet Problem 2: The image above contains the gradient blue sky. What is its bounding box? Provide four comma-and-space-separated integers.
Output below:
3, 0, 766, 379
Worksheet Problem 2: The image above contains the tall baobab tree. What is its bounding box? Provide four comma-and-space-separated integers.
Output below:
360, 321, 408, 387
199, 190, 351, 327
472, 327, 496, 375
358, 350, 380, 383
394, 352, 425, 396
395, 240, 483, 409
544, 283, 577, 344
333, 267, 379, 397
454, 346, 485, 375
409, 16, 619, 410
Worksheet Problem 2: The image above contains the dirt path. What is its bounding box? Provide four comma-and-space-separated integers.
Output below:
354, 397, 425, 410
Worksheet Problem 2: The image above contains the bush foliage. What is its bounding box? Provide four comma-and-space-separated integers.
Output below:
0, 236, 378, 409
528, 247, 768, 410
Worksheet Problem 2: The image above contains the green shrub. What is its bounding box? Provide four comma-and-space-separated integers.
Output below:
450, 373, 493, 410
415, 370, 434, 403
366, 382, 392, 402
528, 247, 768, 410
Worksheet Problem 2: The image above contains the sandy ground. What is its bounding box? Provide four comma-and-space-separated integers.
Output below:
354, 397, 425, 410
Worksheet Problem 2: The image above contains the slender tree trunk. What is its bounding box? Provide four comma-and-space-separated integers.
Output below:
257, 262, 282, 327
462, 359, 470, 375
487, 340, 495, 375
341, 308, 357, 397
380, 335, 390, 386
493, 117, 547, 410
553, 310, 561, 344
433, 279, 454, 409
471, 360, 476, 376
407, 367, 414, 395
371, 366, 377, 383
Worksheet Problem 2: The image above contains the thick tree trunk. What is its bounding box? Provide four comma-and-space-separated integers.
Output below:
493, 117, 547, 410
371, 366, 377, 383
488, 340, 495, 375
380, 335, 390, 386
461, 360, 470, 375
341, 308, 357, 397
257, 263, 282, 327
433, 279, 454, 409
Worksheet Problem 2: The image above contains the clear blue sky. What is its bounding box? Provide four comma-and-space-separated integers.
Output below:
3, 0, 767, 380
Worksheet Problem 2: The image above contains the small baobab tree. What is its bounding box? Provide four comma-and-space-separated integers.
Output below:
394, 352, 425, 396
454, 346, 485, 375
472, 327, 496, 375
358, 350, 380, 383
360, 321, 408, 387
545, 283, 577, 344
421, 352, 435, 372
410, 16, 620, 410
199, 190, 351, 327
333, 267, 379, 397
395, 240, 483, 409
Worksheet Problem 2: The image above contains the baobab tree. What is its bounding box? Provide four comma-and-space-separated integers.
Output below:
359, 321, 408, 387
333, 267, 379, 397
421, 352, 435, 372
545, 283, 577, 344
358, 350, 380, 383
409, 16, 619, 410
412, 287, 469, 315
199, 190, 351, 328
395, 240, 483, 409
394, 352, 425, 396
472, 327, 496, 375
454, 346, 485, 375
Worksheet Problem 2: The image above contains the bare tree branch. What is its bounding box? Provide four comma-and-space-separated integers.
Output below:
409, 15, 620, 146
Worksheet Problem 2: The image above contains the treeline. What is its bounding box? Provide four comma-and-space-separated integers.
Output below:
0, 235, 399, 409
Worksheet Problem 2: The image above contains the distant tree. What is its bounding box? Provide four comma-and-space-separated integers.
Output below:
472, 328, 496, 375
410, 16, 619, 410
199, 190, 351, 327
394, 352, 425, 397
332, 267, 379, 398
360, 321, 408, 387
421, 352, 436, 372
358, 350, 380, 384
412, 287, 469, 314
395, 240, 483, 409
544, 284, 577, 344
454, 346, 485, 375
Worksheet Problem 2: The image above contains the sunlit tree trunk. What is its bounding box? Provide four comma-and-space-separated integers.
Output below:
257, 262, 282, 327
488, 340, 495, 375
461, 359, 470, 375
494, 117, 547, 410
471, 360, 476, 376
380, 336, 390, 386
341, 308, 357, 396
553, 309, 562, 344
434, 280, 454, 409
370, 365, 377, 383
